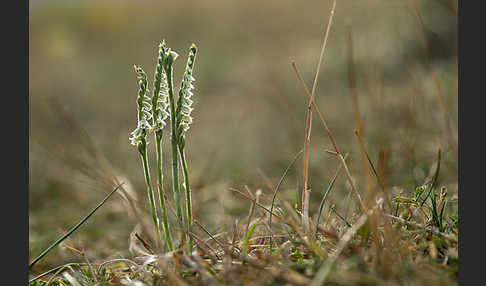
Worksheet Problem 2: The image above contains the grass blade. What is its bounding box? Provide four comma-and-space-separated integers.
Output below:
269, 149, 303, 248
242, 218, 261, 258
29, 183, 124, 270
29, 263, 90, 284
315, 153, 348, 238
420, 149, 441, 207
354, 130, 385, 192
195, 220, 225, 250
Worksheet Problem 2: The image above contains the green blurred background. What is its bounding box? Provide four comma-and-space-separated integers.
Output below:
29, 0, 457, 275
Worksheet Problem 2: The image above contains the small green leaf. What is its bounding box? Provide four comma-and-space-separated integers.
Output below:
415, 185, 426, 200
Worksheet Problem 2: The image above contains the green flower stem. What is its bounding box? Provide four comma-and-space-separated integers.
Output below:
165, 57, 186, 238
138, 138, 163, 248
178, 146, 193, 251
155, 131, 174, 251
151, 42, 174, 252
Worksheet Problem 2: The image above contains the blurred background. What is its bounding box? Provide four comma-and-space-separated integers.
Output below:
29, 0, 457, 275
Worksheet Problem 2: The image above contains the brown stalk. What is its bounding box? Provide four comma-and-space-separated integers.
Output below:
384, 213, 457, 242
63, 245, 98, 283
194, 220, 226, 250
228, 187, 280, 217
187, 232, 222, 261
291, 62, 366, 213
345, 20, 374, 203
301, 106, 313, 232
345, 20, 364, 136
301, 0, 337, 233
134, 232, 154, 254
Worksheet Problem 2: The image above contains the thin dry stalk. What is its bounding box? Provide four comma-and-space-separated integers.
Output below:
81, 250, 98, 283
344, 20, 364, 136
194, 220, 225, 250
63, 244, 98, 283
301, 0, 337, 233
291, 62, 367, 212
384, 213, 457, 242
345, 20, 374, 201
228, 187, 280, 217
301, 107, 313, 232
134, 232, 155, 254
187, 232, 221, 261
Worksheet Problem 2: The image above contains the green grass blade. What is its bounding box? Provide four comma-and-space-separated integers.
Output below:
439, 199, 447, 231
331, 205, 352, 228
155, 133, 174, 251
29, 183, 123, 270
354, 131, 385, 192
363, 146, 384, 191
420, 149, 441, 207
269, 149, 303, 249
179, 148, 193, 252
242, 218, 261, 257
315, 153, 348, 238
29, 263, 90, 284
194, 220, 225, 249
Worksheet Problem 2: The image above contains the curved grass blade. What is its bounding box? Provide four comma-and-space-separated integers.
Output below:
29, 263, 90, 284
29, 183, 124, 270
46, 265, 76, 286
354, 131, 385, 192
194, 220, 225, 250
269, 149, 303, 249
420, 149, 441, 207
315, 153, 348, 238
